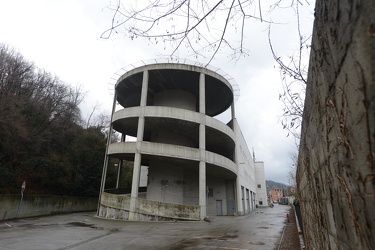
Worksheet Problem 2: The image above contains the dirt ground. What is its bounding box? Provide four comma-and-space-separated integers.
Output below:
278, 206, 302, 250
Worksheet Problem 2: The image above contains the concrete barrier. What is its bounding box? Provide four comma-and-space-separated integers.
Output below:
0, 194, 98, 221
99, 192, 200, 221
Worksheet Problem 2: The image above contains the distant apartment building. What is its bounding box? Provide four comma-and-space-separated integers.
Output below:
268, 186, 284, 203
97, 59, 268, 221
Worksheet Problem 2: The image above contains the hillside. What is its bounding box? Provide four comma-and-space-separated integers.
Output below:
266, 180, 289, 189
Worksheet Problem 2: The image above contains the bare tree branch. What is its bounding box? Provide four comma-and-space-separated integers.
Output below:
207, 0, 235, 65
101, 0, 313, 140
101, 0, 274, 65
268, 2, 311, 141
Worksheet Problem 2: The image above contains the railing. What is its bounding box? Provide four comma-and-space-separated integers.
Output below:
108, 58, 240, 101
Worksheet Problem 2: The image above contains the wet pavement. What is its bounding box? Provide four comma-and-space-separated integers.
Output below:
0, 205, 290, 250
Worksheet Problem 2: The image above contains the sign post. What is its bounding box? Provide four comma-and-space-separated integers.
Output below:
16, 181, 26, 218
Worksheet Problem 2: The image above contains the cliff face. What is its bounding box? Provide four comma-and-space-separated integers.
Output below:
297, 0, 375, 249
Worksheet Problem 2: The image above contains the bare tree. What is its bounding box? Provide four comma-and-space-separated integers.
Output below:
0, 43, 85, 160
102, 0, 313, 140
101, 0, 274, 65
268, 1, 312, 141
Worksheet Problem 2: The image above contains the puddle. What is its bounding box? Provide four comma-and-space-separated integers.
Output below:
67, 222, 93, 227
17, 223, 39, 228
218, 235, 238, 241
169, 238, 199, 250
202, 236, 216, 240
69, 223, 121, 233
250, 241, 265, 245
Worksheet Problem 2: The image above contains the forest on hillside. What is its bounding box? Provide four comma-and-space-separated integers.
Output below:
265, 180, 289, 189
0, 44, 127, 197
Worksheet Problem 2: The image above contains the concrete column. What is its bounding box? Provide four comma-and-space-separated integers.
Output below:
140, 70, 149, 107
115, 134, 126, 189
199, 123, 206, 219
236, 170, 243, 214
129, 70, 148, 221
97, 91, 117, 216
129, 152, 142, 221
199, 161, 206, 219
115, 162, 121, 189
199, 73, 205, 113
233, 179, 238, 215
231, 102, 236, 119
250, 191, 253, 211
253, 193, 257, 209
232, 119, 242, 215
198, 73, 206, 219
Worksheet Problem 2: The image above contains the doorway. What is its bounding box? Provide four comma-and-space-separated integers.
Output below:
226, 199, 234, 215
216, 200, 222, 215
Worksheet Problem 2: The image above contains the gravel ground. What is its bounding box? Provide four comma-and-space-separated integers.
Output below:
278, 206, 302, 250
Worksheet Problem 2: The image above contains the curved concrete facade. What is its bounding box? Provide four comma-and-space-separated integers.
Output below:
98, 61, 266, 221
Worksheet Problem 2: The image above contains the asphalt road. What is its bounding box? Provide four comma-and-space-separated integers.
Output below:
0, 205, 290, 250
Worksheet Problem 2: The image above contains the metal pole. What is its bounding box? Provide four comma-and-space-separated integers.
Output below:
16, 181, 26, 218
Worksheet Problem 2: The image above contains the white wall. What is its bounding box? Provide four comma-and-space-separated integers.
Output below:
182, 169, 199, 205
233, 119, 257, 214
146, 160, 184, 204
206, 176, 228, 216
255, 162, 268, 206
140, 166, 148, 187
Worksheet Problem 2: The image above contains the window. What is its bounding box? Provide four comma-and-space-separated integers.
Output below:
259, 201, 263, 205
208, 188, 213, 197
257, 184, 261, 188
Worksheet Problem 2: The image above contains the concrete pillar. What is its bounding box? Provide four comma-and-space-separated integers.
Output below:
115, 134, 126, 189
231, 105, 240, 211
199, 161, 206, 219
199, 123, 206, 219
199, 73, 206, 219
129, 70, 148, 221
232, 119, 242, 215
250, 191, 253, 211
236, 175, 242, 214
253, 193, 257, 209
129, 152, 142, 221
199, 73, 205, 113
140, 70, 149, 107
231, 102, 236, 120
115, 162, 120, 189
233, 179, 238, 215
97, 91, 117, 216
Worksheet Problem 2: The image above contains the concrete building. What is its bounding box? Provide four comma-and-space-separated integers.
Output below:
255, 161, 268, 206
97, 59, 267, 221
268, 186, 284, 203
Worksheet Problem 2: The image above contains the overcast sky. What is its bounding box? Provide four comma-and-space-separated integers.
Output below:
0, 0, 314, 185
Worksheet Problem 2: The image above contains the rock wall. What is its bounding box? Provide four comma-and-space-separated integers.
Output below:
297, 0, 375, 249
